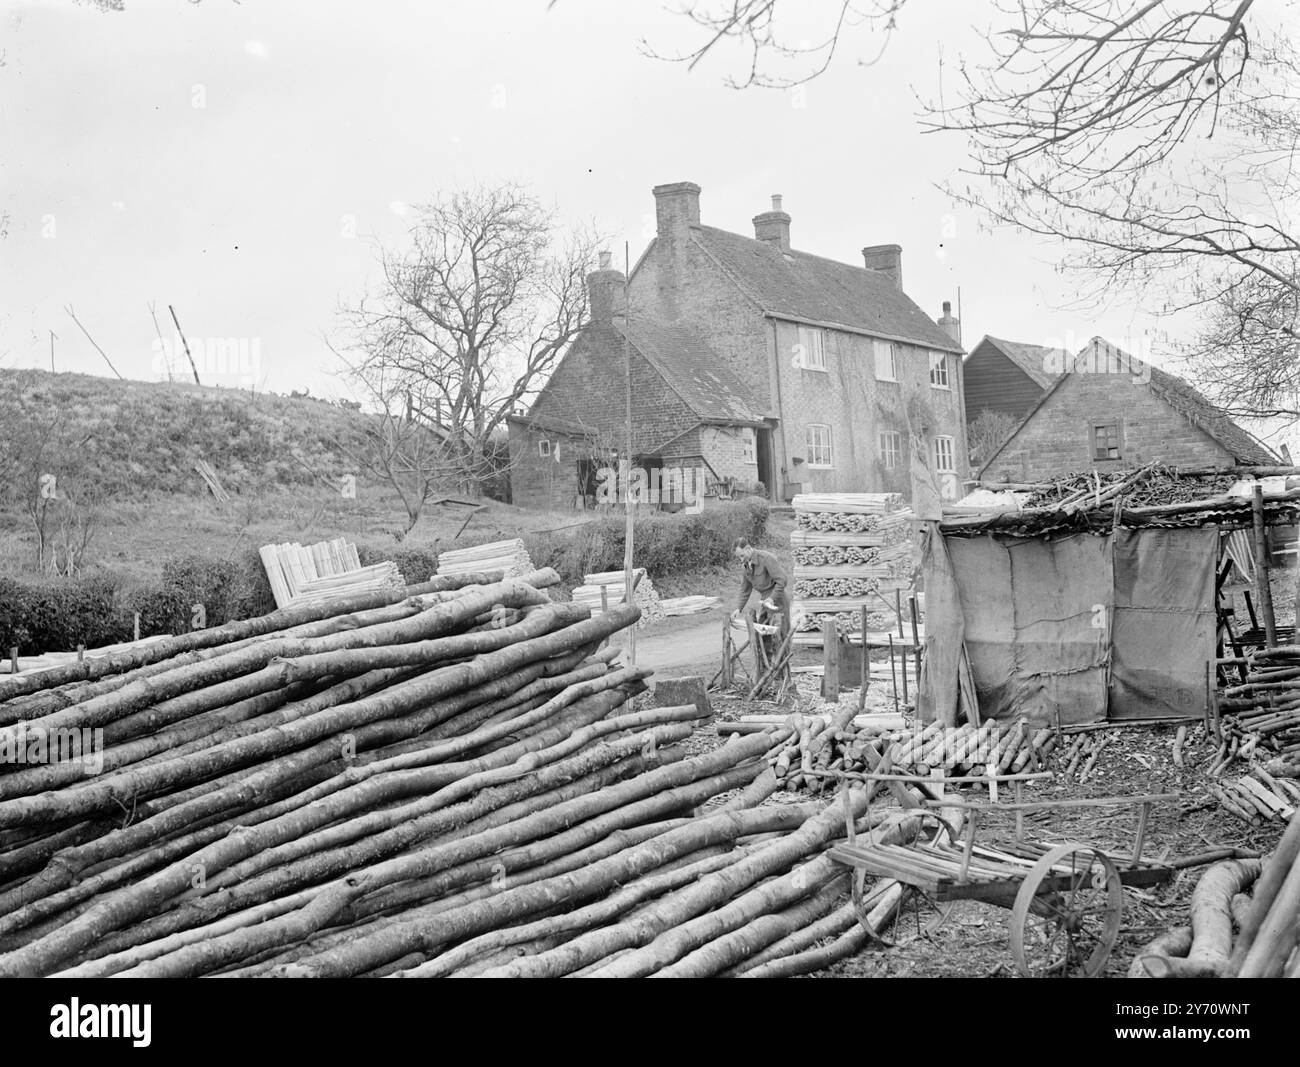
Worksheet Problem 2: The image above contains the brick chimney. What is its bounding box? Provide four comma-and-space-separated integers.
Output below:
752, 194, 791, 251
938, 300, 961, 345
862, 244, 903, 290
587, 250, 625, 325
652, 181, 701, 318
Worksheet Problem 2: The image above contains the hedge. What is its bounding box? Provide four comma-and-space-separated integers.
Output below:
0, 499, 768, 655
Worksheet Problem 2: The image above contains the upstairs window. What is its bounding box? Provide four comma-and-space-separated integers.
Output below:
806, 424, 833, 468
879, 430, 902, 469
538, 439, 551, 457
797, 326, 827, 370
934, 435, 955, 473
929, 352, 950, 389
873, 340, 896, 382
1094, 423, 1121, 460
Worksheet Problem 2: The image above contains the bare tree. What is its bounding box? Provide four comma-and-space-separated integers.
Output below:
967, 408, 1021, 467
656, 1, 1299, 421
335, 183, 598, 495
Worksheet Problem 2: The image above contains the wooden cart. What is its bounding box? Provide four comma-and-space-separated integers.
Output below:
825, 772, 1178, 977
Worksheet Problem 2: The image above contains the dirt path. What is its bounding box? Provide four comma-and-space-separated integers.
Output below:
615, 610, 724, 678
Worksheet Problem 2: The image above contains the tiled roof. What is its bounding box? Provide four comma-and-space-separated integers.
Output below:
1076, 337, 1279, 466
619, 318, 767, 426
980, 335, 1068, 390
692, 226, 964, 353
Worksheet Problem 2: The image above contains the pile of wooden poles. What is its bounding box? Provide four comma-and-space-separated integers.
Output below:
0, 576, 914, 978
1219, 646, 1300, 762
1056, 730, 1117, 782
1134, 807, 1300, 978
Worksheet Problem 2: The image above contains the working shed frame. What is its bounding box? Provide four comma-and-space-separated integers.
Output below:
919, 469, 1300, 730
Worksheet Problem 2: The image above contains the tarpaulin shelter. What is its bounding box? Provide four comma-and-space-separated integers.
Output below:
919, 476, 1300, 729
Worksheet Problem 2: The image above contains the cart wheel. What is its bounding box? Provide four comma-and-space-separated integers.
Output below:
1009, 843, 1122, 978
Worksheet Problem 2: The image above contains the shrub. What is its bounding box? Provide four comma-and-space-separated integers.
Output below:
356, 544, 441, 584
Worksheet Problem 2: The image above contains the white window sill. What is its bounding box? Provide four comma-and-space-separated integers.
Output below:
799, 365, 829, 374
930, 383, 951, 391
806, 464, 834, 470
876, 377, 898, 384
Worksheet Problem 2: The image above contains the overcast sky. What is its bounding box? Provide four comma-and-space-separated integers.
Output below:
5, 0, 1270, 442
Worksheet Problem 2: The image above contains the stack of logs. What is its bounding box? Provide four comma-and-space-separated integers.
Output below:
0, 579, 920, 979
743, 713, 1059, 794
1219, 647, 1300, 764
1211, 766, 1300, 826
1135, 807, 1300, 978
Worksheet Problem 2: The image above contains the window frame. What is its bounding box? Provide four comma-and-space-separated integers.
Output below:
878, 429, 902, 470
538, 439, 551, 458
741, 428, 756, 464
929, 351, 950, 390
796, 325, 828, 372
873, 339, 897, 382
933, 435, 956, 474
805, 423, 834, 469
1093, 422, 1122, 461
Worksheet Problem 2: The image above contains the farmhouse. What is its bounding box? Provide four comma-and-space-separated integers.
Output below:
979, 337, 1279, 483
510, 182, 969, 509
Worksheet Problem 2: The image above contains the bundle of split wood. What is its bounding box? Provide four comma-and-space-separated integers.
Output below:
660, 596, 719, 616
1134, 807, 1300, 978
570, 569, 664, 627
887, 720, 1058, 779
0, 581, 918, 979
437, 538, 534, 580
1211, 766, 1300, 826
791, 495, 914, 634
260, 539, 405, 610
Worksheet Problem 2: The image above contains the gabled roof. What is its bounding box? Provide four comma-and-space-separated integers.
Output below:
619, 317, 767, 427
978, 336, 1279, 474
690, 226, 964, 354
974, 335, 1068, 390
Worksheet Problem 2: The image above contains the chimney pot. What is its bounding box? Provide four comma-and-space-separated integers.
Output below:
587, 265, 626, 325
598, 250, 612, 270
937, 298, 961, 345
753, 194, 792, 252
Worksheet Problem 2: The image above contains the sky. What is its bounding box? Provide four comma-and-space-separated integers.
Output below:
2, 0, 1281, 449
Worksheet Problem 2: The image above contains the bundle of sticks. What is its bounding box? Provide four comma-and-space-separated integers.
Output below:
0, 580, 920, 979
1135, 807, 1300, 978
437, 538, 534, 579
793, 576, 880, 599
793, 545, 882, 567
570, 569, 664, 627
1220, 650, 1300, 766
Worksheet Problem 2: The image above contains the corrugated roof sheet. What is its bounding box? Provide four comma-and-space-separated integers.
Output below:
693, 226, 964, 353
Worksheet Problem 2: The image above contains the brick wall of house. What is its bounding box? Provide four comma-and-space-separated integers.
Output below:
770, 320, 969, 497
629, 243, 774, 412
528, 323, 697, 455
507, 425, 596, 511
699, 425, 761, 483
983, 371, 1236, 482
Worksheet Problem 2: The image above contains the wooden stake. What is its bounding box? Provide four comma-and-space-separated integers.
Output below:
133, 612, 141, 643
77, 644, 85, 662
721, 618, 733, 689
888, 634, 899, 715
895, 589, 904, 638
1252, 484, 1277, 647
858, 606, 868, 712
8, 647, 17, 675
821, 620, 840, 703
909, 594, 922, 687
